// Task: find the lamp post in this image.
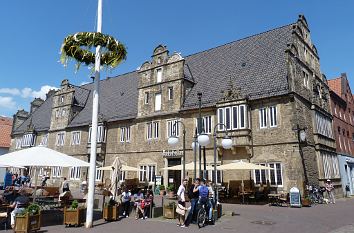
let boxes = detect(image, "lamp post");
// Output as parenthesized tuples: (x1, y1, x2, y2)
(213, 123, 233, 205)
(197, 93, 210, 178)
(192, 128, 198, 180)
(168, 121, 186, 180)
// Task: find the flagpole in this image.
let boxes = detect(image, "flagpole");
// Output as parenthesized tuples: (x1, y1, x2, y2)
(86, 0, 102, 228)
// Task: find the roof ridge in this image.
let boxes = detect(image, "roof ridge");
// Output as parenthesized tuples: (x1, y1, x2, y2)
(184, 22, 295, 59)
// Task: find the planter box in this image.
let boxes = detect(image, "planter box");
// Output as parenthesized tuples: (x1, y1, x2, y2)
(103, 205, 120, 221)
(163, 205, 176, 219)
(301, 199, 311, 207)
(15, 213, 41, 233)
(64, 207, 86, 227)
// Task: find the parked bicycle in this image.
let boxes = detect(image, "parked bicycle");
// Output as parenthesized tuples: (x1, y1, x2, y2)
(196, 198, 216, 228)
(308, 185, 325, 204)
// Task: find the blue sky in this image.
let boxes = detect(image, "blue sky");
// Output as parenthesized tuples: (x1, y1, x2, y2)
(0, 0, 353, 117)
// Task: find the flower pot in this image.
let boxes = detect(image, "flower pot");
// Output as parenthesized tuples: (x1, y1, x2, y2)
(168, 191, 175, 198)
(64, 207, 86, 227)
(14, 212, 41, 233)
(163, 204, 176, 219)
(103, 204, 120, 221)
(301, 198, 311, 207)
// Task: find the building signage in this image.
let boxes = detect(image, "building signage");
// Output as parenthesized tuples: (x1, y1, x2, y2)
(162, 149, 183, 158)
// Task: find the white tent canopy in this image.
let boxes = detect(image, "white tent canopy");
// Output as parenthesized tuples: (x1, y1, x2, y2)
(161, 162, 214, 171)
(218, 160, 272, 171)
(0, 146, 89, 167)
(97, 164, 140, 172)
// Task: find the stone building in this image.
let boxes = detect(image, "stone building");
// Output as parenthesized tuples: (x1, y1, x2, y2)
(328, 73, 354, 196)
(10, 15, 340, 195)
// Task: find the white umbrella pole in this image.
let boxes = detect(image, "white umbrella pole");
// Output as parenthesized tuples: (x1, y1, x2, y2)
(33, 167, 38, 203)
(86, 0, 103, 228)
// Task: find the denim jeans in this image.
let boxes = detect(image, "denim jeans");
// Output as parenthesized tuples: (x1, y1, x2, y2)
(184, 198, 198, 226)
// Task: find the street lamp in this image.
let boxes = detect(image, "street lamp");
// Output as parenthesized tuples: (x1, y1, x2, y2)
(213, 123, 233, 205)
(167, 121, 186, 180)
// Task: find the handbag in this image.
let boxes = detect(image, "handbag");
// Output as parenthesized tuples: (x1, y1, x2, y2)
(176, 204, 186, 216)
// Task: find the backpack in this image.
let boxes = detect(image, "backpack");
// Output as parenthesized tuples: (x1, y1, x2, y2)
(199, 185, 209, 198)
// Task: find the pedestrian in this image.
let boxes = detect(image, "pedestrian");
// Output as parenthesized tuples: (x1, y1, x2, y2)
(61, 177, 70, 193)
(121, 187, 131, 217)
(176, 179, 188, 227)
(134, 189, 145, 219)
(144, 190, 154, 219)
(325, 179, 335, 204)
(184, 178, 200, 226)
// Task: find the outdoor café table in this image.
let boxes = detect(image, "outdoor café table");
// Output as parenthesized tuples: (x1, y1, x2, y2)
(268, 193, 281, 206)
(239, 191, 253, 204)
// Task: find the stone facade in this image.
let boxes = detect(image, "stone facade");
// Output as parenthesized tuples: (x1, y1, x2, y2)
(9, 15, 341, 195)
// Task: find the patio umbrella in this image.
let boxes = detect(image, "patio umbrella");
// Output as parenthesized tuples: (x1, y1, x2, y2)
(97, 164, 140, 172)
(218, 160, 271, 204)
(0, 146, 89, 201)
(161, 162, 214, 171)
(110, 157, 121, 198)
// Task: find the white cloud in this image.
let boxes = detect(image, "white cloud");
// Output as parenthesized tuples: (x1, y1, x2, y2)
(30, 85, 58, 99)
(0, 88, 21, 96)
(0, 85, 58, 100)
(21, 88, 33, 98)
(0, 96, 16, 109)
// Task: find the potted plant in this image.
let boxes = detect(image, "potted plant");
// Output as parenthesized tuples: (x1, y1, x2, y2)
(103, 199, 120, 221)
(163, 201, 176, 219)
(167, 184, 175, 198)
(301, 196, 311, 207)
(14, 203, 41, 233)
(64, 200, 86, 227)
(159, 185, 166, 196)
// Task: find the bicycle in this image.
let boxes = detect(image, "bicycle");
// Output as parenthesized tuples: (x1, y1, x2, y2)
(196, 198, 216, 228)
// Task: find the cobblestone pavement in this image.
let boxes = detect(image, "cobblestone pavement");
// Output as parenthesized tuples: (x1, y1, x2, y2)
(4, 197, 354, 233)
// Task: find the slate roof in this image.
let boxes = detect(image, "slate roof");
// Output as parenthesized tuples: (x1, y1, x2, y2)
(182, 24, 293, 109)
(13, 23, 295, 132)
(14, 96, 53, 134)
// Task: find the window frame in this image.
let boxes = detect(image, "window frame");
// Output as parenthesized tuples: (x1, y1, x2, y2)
(56, 132, 65, 146)
(154, 93, 162, 111)
(156, 68, 162, 83)
(168, 87, 173, 100)
(259, 107, 267, 129)
(71, 131, 81, 145)
(269, 106, 278, 128)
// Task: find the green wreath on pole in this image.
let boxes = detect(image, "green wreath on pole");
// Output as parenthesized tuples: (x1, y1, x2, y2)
(60, 32, 127, 70)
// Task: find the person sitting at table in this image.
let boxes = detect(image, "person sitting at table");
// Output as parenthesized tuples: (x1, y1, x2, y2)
(9, 189, 29, 228)
(61, 177, 70, 193)
(134, 189, 145, 220)
(121, 187, 131, 218)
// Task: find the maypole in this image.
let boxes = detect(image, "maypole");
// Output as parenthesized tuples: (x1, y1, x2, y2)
(60, 0, 127, 228)
(85, 0, 102, 228)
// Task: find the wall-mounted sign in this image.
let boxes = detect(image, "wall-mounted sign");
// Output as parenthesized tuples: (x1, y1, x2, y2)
(162, 149, 183, 158)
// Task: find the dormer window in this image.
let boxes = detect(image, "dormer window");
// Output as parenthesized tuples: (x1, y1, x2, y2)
(156, 68, 162, 83)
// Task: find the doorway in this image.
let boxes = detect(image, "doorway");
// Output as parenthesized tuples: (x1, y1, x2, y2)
(167, 158, 181, 192)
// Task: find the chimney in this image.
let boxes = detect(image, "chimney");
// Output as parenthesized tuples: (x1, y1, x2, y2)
(30, 98, 44, 114)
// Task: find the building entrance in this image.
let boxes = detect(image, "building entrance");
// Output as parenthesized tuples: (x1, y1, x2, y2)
(168, 158, 181, 192)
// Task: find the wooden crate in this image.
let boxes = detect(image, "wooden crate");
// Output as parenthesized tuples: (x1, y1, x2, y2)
(163, 205, 176, 219)
(15, 213, 41, 233)
(103, 204, 120, 221)
(63, 207, 86, 227)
